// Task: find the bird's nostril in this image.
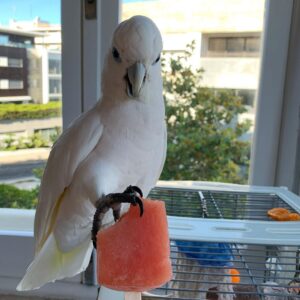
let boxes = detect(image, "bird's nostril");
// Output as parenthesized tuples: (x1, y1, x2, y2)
(143, 75, 146, 83)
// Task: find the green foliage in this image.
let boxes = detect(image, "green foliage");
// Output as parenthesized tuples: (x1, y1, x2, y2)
(32, 166, 45, 180)
(0, 101, 61, 121)
(0, 184, 38, 209)
(0, 127, 62, 151)
(1, 132, 50, 150)
(50, 126, 62, 144)
(161, 42, 251, 183)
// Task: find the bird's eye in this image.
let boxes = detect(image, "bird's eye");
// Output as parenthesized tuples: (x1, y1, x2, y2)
(153, 54, 161, 65)
(112, 47, 121, 62)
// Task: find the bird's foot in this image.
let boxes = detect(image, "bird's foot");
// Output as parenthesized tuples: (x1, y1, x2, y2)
(91, 185, 143, 248)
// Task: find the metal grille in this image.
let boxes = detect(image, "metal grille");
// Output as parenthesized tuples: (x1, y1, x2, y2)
(145, 186, 300, 299)
(149, 187, 297, 221)
(144, 241, 300, 300)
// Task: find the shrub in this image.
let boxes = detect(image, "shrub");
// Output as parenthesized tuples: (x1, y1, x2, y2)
(0, 184, 38, 209)
(0, 127, 62, 151)
(0, 132, 51, 150)
(161, 43, 251, 183)
(0, 101, 61, 121)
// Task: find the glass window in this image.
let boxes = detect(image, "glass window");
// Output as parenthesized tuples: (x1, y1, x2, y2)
(0, 34, 9, 45)
(9, 80, 23, 89)
(0, 79, 9, 89)
(49, 58, 61, 74)
(208, 38, 226, 52)
(49, 78, 61, 94)
(8, 58, 23, 68)
(206, 35, 261, 56)
(122, 0, 266, 184)
(237, 89, 256, 106)
(0, 56, 8, 67)
(245, 37, 260, 52)
(0, 2, 62, 210)
(227, 37, 245, 52)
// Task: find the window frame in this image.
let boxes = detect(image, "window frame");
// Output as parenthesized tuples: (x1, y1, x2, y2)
(249, 0, 300, 192)
(62, 0, 300, 192)
(61, 0, 120, 129)
(1, 0, 299, 298)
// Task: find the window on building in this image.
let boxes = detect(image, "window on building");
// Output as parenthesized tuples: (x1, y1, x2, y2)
(9, 35, 34, 48)
(49, 58, 61, 74)
(8, 58, 23, 68)
(245, 37, 260, 52)
(237, 89, 256, 107)
(0, 79, 24, 89)
(0, 56, 8, 67)
(206, 35, 261, 56)
(0, 57, 23, 68)
(49, 78, 61, 94)
(227, 37, 245, 52)
(9, 80, 23, 89)
(0, 34, 9, 45)
(208, 38, 226, 52)
(0, 79, 9, 89)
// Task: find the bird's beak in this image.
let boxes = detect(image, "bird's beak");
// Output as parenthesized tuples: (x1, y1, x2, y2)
(126, 62, 146, 98)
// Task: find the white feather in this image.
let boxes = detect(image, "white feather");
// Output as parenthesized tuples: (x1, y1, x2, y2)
(17, 234, 93, 291)
(18, 15, 166, 291)
(34, 108, 103, 253)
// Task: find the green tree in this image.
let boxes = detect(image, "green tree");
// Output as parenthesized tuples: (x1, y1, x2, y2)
(161, 43, 251, 183)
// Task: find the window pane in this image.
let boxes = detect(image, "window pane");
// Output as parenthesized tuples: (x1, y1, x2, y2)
(227, 37, 245, 52)
(0, 3, 62, 210)
(0, 34, 9, 45)
(0, 56, 8, 66)
(122, 0, 266, 184)
(8, 58, 23, 68)
(0, 79, 9, 89)
(245, 37, 260, 52)
(49, 78, 61, 94)
(208, 38, 226, 52)
(9, 80, 23, 89)
(49, 58, 61, 74)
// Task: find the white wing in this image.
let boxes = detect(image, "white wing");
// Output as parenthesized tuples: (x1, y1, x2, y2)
(34, 107, 103, 253)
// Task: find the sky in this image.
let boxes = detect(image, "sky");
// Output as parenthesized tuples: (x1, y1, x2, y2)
(0, 0, 61, 25)
(0, 0, 153, 26)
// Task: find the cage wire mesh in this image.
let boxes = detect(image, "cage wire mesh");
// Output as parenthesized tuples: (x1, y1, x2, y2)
(144, 186, 300, 300)
(148, 187, 298, 221)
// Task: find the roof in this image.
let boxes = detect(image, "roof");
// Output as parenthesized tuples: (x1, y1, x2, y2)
(0, 27, 44, 37)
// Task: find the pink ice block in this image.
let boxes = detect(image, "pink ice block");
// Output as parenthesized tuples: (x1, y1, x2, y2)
(97, 199, 172, 292)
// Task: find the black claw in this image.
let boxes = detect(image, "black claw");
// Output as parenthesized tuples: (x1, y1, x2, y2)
(136, 196, 144, 217)
(91, 186, 144, 249)
(112, 207, 121, 222)
(124, 185, 143, 198)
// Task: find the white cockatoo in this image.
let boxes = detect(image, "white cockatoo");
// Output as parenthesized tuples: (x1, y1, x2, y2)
(17, 15, 166, 291)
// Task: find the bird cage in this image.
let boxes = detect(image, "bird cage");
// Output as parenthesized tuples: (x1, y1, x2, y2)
(144, 182, 300, 300)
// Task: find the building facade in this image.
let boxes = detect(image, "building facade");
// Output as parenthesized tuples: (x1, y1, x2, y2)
(0, 23, 61, 104)
(122, 0, 265, 108)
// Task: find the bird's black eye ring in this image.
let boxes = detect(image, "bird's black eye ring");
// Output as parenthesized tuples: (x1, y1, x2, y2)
(112, 47, 121, 62)
(153, 54, 161, 65)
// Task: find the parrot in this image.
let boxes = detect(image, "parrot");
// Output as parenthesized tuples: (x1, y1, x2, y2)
(17, 15, 166, 291)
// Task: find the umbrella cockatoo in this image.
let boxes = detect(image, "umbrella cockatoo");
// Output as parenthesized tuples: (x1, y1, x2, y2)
(17, 15, 166, 291)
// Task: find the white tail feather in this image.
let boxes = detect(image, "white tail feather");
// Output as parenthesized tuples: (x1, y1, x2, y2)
(16, 234, 93, 291)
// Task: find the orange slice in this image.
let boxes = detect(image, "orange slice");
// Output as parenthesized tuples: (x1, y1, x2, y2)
(287, 213, 300, 221)
(267, 207, 290, 221)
